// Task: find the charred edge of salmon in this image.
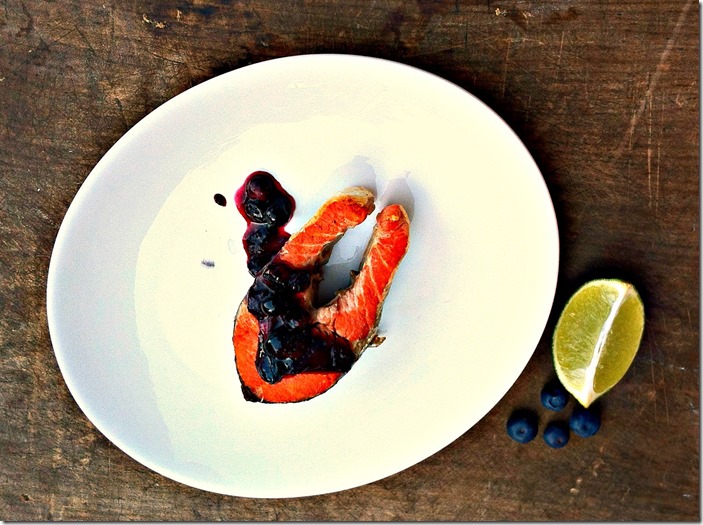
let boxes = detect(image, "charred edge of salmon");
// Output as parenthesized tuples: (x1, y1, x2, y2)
(313, 203, 411, 356)
(240, 381, 268, 403)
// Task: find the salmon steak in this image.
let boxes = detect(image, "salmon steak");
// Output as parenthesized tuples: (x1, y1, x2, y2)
(232, 171, 410, 403)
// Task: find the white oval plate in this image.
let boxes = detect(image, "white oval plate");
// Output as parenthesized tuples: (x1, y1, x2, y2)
(47, 54, 559, 498)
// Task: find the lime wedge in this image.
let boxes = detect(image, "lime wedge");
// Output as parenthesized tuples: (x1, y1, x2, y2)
(553, 279, 645, 408)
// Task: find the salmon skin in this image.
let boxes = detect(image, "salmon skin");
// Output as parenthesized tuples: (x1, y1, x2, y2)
(233, 185, 411, 403)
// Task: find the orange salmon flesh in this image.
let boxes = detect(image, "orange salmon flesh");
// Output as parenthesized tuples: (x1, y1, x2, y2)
(233, 188, 410, 403)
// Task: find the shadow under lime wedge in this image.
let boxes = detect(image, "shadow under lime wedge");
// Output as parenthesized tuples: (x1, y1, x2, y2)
(553, 279, 645, 408)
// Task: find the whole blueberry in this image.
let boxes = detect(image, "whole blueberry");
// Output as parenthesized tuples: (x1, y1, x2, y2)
(541, 379, 569, 411)
(247, 255, 270, 276)
(543, 421, 570, 449)
(263, 331, 287, 357)
(506, 409, 538, 444)
(244, 224, 274, 255)
(256, 352, 283, 384)
(264, 195, 293, 226)
(243, 198, 266, 223)
(570, 404, 602, 438)
(247, 280, 278, 318)
(246, 172, 274, 200)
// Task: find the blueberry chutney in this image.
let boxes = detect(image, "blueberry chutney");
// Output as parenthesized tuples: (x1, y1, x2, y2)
(234, 171, 357, 384)
(234, 171, 294, 276)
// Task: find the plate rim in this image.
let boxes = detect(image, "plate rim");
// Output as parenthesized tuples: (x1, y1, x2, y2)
(46, 53, 560, 498)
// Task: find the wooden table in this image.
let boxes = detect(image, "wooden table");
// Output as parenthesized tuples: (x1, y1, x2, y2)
(1, 0, 698, 520)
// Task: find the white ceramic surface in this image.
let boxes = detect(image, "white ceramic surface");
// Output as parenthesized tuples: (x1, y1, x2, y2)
(46, 54, 559, 498)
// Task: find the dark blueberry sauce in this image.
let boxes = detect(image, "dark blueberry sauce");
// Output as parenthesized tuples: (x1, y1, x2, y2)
(214, 193, 227, 207)
(234, 171, 294, 276)
(234, 171, 356, 384)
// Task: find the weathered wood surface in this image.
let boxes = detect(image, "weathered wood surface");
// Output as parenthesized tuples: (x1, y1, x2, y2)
(0, 0, 698, 520)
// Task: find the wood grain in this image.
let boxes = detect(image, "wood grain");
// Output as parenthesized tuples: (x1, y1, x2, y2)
(0, 0, 698, 520)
